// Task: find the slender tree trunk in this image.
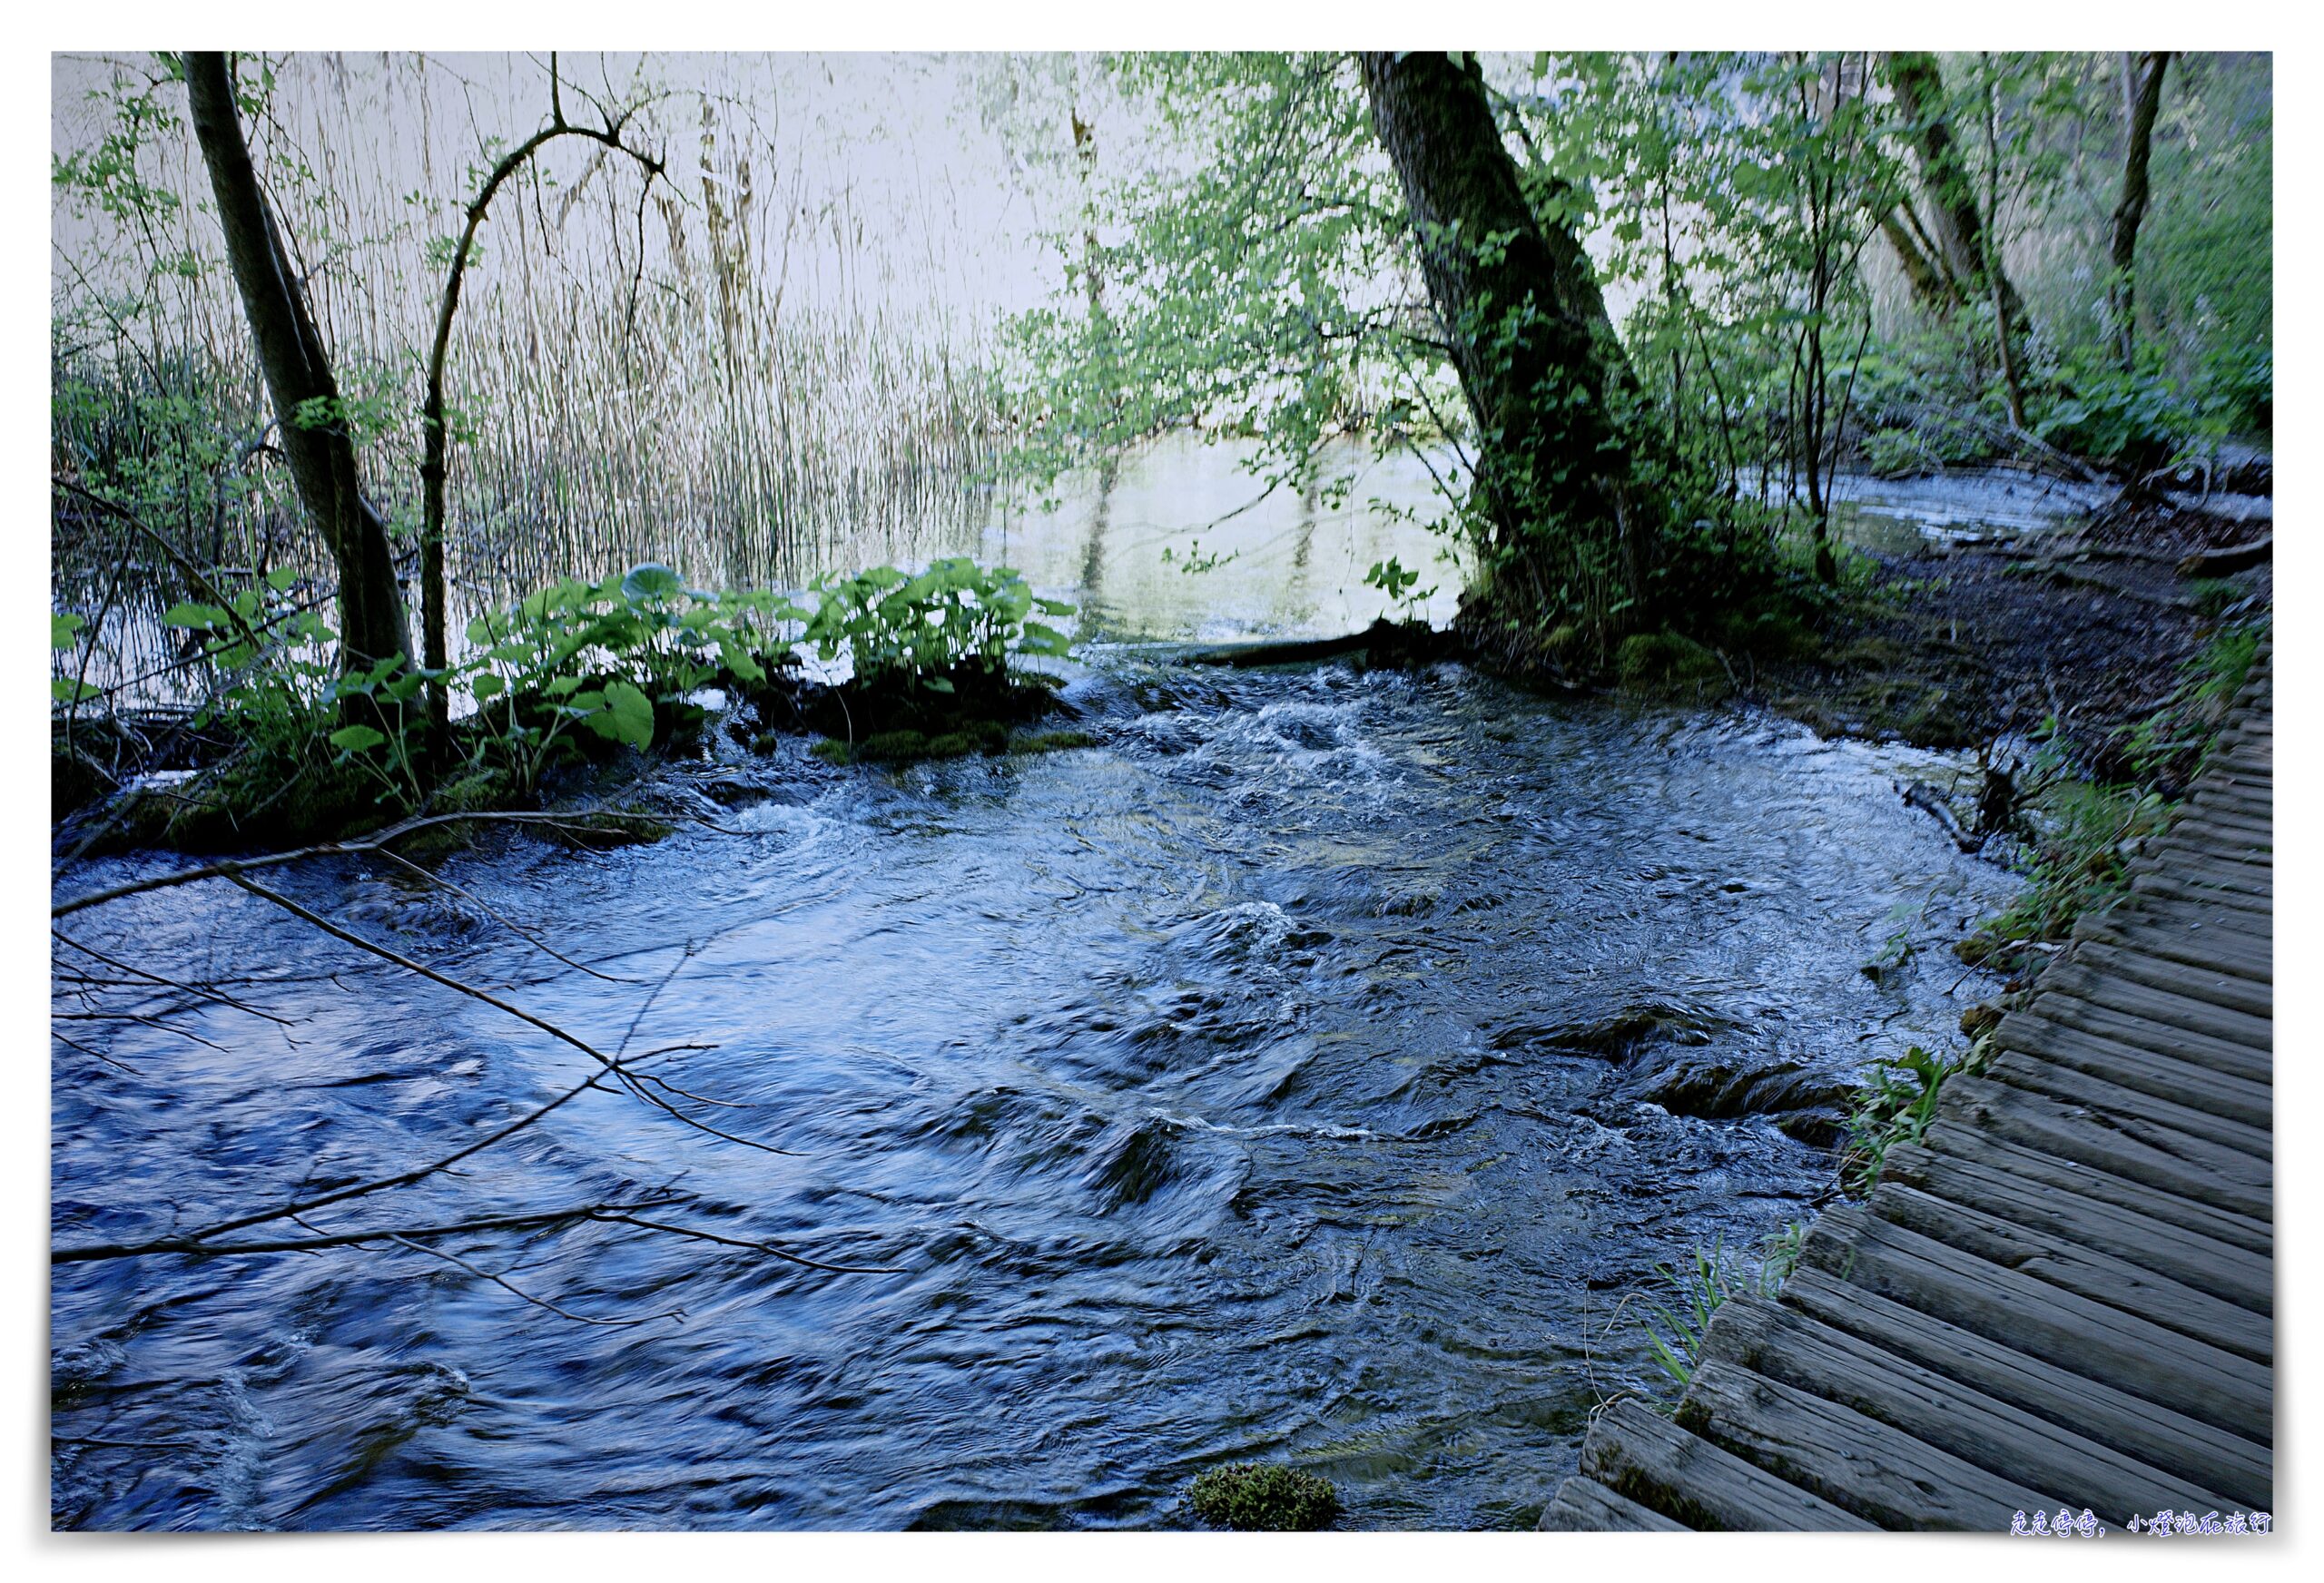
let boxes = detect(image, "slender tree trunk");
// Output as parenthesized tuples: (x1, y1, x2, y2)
(1360, 50, 1658, 644)
(184, 52, 411, 677)
(1980, 56, 2029, 429)
(1882, 51, 2029, 349)
(2109, 52, 2171, 374)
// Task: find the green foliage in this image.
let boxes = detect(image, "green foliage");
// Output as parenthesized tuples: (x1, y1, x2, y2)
(803, 557, 1073, 687)
(1639, 1225, 1804, 1392)
(1838, 1045, 1961, 1195)
(1363, 556, 1435, 622)
(1184, 1463, 1340, 1531)
(2029, 357, 2194, 469)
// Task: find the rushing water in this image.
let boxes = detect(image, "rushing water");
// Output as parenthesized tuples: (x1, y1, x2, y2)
(54, 438, 2049, 1529)
(53, 642, 2016, 1529)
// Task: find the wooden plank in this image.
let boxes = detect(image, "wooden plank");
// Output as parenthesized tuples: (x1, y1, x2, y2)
(2069, 940, 2272, 1019)
(2132, 872, 2274, 919)
(2127, 851, 2272, 898)
(1983, 1047, 2273, 1158)
(2032, 992, 2274, 1083)
(2073, 913, 2272, 986)
(1992, 1014, 2273, 1129)
(2034, 964, 2273, 1050)
(1779, 1266, 2272, 1509)
(1921, 1120, 2270, 1255)
(2150, 833, 2272, 870)
(2102, 894, 2275, 942)
(1578, 1399, 1874, 1531)
(1937, 1075, 2272, 1220)
(1883, 1144, 2271, 1312)
(1677, 1360, 2044, 1529)
(1536, 1477, 1691, 1531)
(1795, 1205, 2272, 1440)
(1701, 1295, 2240, 1519)
(1863, 1182, 2273, 1363)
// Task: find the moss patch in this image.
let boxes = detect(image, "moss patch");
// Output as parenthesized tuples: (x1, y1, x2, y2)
(1615, 630, 1728, 693)
(1185, 1463, 1340, 1532)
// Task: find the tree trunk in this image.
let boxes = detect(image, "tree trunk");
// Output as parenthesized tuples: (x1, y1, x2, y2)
(2109, 52, 2171, 373)
(1882, 51, 2028, 348)
(1879, 207, 1960, 314)
(184, 52, 411, 677)
(1360, 50, 1657, 644)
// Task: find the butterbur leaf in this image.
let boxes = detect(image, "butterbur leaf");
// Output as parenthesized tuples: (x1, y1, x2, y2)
(718, 640, 764, 683)
(329, 724, 387, 754)
(162, 602, 228, 630)
(51, 613, 85, 650)
(600, 680, 655, 749)
(51, 677, 100, 703)
(265, 566, 298, 592)
(470, 673, 506, 701)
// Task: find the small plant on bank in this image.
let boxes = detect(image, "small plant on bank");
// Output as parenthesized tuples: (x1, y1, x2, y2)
(1837, 1045, 1964, 1195)
(1639, 1224, 1804, 1394)
(1185, 1463, 1340, 1531)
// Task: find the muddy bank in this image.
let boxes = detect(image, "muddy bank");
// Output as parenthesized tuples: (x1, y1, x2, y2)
(1747, 495, 2271, 776)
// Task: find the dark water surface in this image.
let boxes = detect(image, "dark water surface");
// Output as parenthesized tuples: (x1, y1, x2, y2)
(52, 660, 2014, 1529)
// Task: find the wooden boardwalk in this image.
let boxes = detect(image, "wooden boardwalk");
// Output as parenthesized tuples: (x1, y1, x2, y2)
(1544, 648, 2273, 1532)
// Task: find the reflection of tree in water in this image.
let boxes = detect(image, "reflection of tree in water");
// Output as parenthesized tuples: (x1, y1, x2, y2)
(1080, 450, 1118, 629)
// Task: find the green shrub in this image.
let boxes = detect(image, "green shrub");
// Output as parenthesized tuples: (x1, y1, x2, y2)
(1185, 1464, 1340, 1531)
(803, 556, 1071, 690)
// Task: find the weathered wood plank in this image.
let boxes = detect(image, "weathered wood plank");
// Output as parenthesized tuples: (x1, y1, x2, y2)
(2127, 851, 2272, 898)
(1795, 1205, 2272, 1440)
(1862, 1182, 2273, 1362)
(2073, 913, 2272, 986)
(2034, 964, 2273, 1050)
(1677, 1360, 2045, 1529)
(1992, 1013, 2273, 1129)
(1883, 1142, 2272, 1312)
(2033, 992, 2274, 1083)
(1578, 1399, 1874, 1531)
(1922, 1121, 2271, 1254)
(1536, 1477, 1691, 1531)
(1778, 1266, 2272, 1509)
(2132, 872, 2274, 919)
(1701, 1294, 2239, 1519)
(2068, 940, 2271, 1019)
(1936, 1075, 2272, 1220)
(1982, 1047, 2273, 1158)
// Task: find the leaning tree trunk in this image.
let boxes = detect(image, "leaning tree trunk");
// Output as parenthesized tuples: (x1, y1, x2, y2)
(1360, 50, 1658, 648)
(184, 52, 411, 678)
(1882, 51, 2029, 349)
(2109, 52, 2171, 374)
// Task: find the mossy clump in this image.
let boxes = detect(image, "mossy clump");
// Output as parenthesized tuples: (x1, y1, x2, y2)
(1014, 729, 1098, 754)
(1185, 1463, 1340, 1532)
(1615, 630, 1726, 691)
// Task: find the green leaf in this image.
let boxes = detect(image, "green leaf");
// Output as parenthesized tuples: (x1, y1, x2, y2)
(51, 613, 85, 650)
(621, 562, 686, 604)
(162, 601, 227, 630)
(470, 673, 507, 701)
(329, 723, 387, 754)
(599, 679, 655, 749)
(51, 676, 99, 703)
(265, 565, 298, 592)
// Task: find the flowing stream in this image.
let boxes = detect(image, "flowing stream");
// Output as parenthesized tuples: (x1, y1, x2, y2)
(52, 445, 2028, 1529)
